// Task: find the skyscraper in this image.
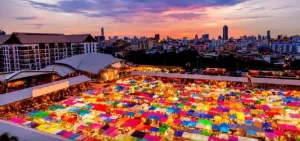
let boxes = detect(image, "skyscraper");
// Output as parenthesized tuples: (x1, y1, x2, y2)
(155, 34, 160, 41)
(258, 35, 262, 40)
(267, 30, 271, 40)
(202, 34, 209, 40)
(195, 34, 199, 40)
(223, 25, 228, 40)
(99, 27, 105, 41)
(101, 27, 104, 36)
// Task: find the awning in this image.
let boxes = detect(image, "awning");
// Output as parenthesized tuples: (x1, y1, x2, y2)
(0, 75, 91, 106)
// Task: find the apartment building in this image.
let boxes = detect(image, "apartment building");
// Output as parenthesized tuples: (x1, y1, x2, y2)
(0, 32, 98, 73)
(66, 34, 99, 55)
(270, 42, 300, 53)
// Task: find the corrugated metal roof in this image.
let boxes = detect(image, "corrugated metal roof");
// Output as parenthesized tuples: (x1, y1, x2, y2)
(0, 75, 91, 106)
(0, 70, 54, 82)
(42, 65, 76, 77)
(13, 32, 70, 44)
(55, 53, 122, 74)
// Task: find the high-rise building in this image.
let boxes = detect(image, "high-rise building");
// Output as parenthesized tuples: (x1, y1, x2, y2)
(154, 34, 160, 41)
(99, 27, 105, 41)
(258, 35, 262, 40)
(267, 30, 271, 40)
(223, 25, 228, 40)
(195, 34, 199, 40)
(101, 27, 104, 36)
(202, 34, 209, 40)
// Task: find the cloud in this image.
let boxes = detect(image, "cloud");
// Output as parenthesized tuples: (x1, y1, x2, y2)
(271, 5, 293, 10)
(23, 0, 246, 22)
(166, 13, 204, 20)
(14, 16, 38, 20)
(23, 23, 45, 29)
(250, 6, 265, 12)
(224, 16, 270, 20)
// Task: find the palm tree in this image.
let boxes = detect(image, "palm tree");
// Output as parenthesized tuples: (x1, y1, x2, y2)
(0, 132, 19, 141)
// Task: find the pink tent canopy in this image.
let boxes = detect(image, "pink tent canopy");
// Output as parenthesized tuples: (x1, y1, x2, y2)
(10, 118, 27, 125)
(62, 131, 73, 138)
(274, 130, 285, 136)
(90, 123, 103, 129)
(265, 132, 276, 138)
(173, 119, 182, 125)
(77, 125, 86, 131)
(209, 136, 227, 141)
(143, 134, 161, 141)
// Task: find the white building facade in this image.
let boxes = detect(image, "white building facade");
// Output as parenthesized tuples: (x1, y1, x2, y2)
(0, 33, 99, 73)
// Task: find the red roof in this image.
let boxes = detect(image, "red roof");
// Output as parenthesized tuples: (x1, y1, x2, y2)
(13, 32, 70, 44)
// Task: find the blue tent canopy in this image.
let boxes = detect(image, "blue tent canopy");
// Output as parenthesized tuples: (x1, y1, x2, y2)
(263, 122, 271, 128)
(150, 127, 159, 132)
(230, 115, 237, 119)
(206, 114, 214, 119)
(212, 124, 219, 130)
(265, 129, 273, 133)
(174, 131, 183, 137)
(245, 120, 254, 125)
(230, 92, 236, 96)
(167, 108, 175, 113)
(126, 112, 136, 117)
(247, 130, 256, 136)
(199, 113, 206, 118)
(181, 120, 189, 126)
(220, 123, 229, 133)
(188, 122, 197, 127)
(219, 95, 225, 100)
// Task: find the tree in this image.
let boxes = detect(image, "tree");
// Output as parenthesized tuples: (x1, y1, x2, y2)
(0, 132, 19, 141)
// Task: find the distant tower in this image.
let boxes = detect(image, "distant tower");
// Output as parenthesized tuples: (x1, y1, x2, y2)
(195, 34, 198, 40)
(155, 34, 160, 41)
(99, 27, 105, 41)
(223, 25, 228, 40)
(101, 27, 104, 36)
(258, 35, 262, 40)
(267, 30, 271, 40)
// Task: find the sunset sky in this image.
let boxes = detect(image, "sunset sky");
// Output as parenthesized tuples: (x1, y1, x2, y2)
(0, 0, 300, 39)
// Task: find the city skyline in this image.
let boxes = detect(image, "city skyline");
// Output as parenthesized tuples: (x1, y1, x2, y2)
(1, 0, 300, 39)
